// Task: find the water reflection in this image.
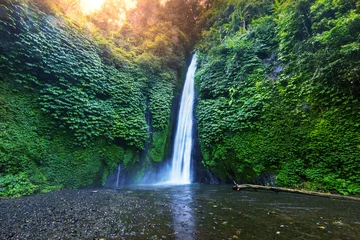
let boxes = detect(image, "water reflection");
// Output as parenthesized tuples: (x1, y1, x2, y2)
(118, 184, 360, 239)
(169, 185, 196, 239)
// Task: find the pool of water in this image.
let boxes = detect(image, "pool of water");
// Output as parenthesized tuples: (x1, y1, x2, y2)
(1, 184, 359, 239)
(125, 184, 360, 239)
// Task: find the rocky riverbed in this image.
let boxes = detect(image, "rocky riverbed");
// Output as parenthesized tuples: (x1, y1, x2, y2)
(1, 185, 360, 239)
(0, 188, 174, 239)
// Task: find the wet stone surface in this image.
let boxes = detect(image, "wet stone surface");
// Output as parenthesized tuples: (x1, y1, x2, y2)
(1, 184, 360, 239)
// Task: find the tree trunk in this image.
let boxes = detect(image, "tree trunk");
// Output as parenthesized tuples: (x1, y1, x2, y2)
(232, 183, 360, 201)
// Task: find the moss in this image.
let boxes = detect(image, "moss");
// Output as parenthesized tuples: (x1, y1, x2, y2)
(0, 0, 194, 197)
(0, 74, 142, 197)
(150, 127, 169, 163)
(195, 0, 360, 195)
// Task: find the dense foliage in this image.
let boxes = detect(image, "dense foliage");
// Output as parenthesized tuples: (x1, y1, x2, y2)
(1, 0, 360, 197)
(195, 0, 360, 195)
(0, 0, 204, 197)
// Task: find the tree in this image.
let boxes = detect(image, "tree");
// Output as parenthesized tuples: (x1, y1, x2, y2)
(89, 0, 127, 33)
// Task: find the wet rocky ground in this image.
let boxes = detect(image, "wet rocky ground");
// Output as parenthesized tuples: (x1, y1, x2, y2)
(1, 185, 360, 240)
(0, 188, 174, 239)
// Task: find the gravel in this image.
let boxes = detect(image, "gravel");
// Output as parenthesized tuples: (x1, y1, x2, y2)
(0, 188, 173, 240)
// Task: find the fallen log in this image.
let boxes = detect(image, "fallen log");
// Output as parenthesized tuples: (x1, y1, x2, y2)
(232, 183, 360, 201)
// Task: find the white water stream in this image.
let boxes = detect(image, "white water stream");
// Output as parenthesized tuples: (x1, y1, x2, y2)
(115, 164, 121, 187)
(167, 55, 197, 184)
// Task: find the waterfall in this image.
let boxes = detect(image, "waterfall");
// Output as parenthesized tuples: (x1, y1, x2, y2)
(115, 164, 121, 188)
(105, 162, 122, 188)
(168, 55, 197, 184)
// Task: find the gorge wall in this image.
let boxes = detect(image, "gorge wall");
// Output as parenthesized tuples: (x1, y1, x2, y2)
(194, 0, 360, 194)
(0, 0, 199, 196)
(1, 0, 360, 197)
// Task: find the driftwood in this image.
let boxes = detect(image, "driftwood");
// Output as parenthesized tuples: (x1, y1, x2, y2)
(232, 182, 360, 201)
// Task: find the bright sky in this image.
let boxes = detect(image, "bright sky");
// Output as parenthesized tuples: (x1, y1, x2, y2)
(80, 0, 138, 14)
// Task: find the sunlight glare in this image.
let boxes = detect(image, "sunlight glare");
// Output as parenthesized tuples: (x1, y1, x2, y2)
(80, 0, 105, 14)
(125, 0, 137, 10)
(80, 0, 138, 14)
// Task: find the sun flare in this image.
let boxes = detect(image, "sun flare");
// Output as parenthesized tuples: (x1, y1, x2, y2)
(80, 0, 105, 14)
(80, 0, 138, 14)
(123, 0, 137, 10)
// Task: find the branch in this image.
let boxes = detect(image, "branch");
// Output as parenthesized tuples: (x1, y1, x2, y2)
(232, 183, 360, 201)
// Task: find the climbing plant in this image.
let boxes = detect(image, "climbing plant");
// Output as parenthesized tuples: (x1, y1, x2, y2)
(195, 0, 360, 195)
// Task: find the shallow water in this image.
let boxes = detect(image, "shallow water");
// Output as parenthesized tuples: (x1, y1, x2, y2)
(125, 184, 360, 239)
(1, 184, 359, 239)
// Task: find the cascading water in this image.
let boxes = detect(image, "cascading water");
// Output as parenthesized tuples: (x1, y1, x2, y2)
(167, 55, 197, 184)
(115, 164, 121, 188)
(105, 162, 123, 188)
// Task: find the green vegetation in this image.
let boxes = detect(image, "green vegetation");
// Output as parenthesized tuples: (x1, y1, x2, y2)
(195, 0, 360, 195)
(1, 0, 359, 197)
(0, 0, 204, 197)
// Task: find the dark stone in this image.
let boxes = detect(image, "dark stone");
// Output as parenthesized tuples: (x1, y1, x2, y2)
(252, 171, 277, 186)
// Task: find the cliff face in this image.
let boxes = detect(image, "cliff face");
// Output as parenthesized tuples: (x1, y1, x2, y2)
(2, 0, 359, 197)
(0, 0, 185, 197)
(194, 0, 360, 194)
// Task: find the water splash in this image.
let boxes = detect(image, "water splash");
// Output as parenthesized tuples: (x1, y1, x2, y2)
(167, 55, 197, 184)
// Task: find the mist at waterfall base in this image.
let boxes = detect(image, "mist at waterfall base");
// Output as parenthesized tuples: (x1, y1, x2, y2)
(106, 55, 198, 187)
